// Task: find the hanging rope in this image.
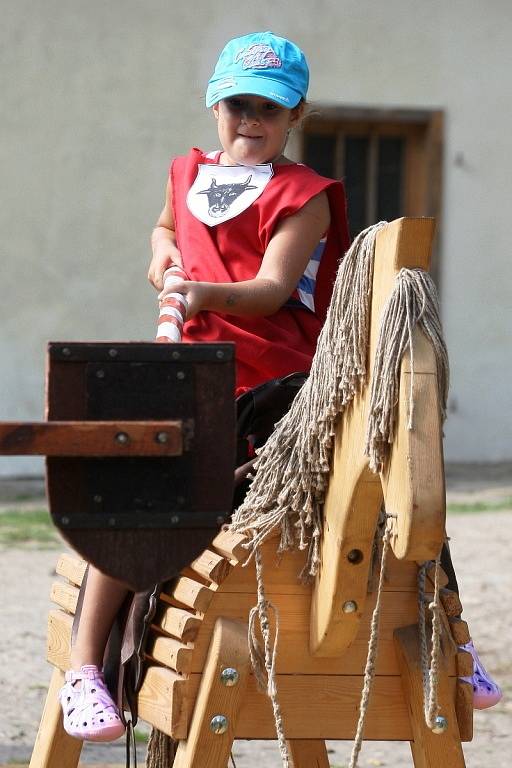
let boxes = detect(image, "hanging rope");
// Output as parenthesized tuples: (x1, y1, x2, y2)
(348, 515, 393, 768)
(418, 558, 443, 728)
(248, 546, 290, 766)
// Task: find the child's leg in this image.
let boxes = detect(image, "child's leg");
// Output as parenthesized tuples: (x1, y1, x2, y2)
(70, 565, 129, 669)
(59, 565, 129, 742)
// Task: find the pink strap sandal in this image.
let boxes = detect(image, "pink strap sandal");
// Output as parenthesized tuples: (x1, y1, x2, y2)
(460, 640, 503, 709)
(59, 664, 126, 741)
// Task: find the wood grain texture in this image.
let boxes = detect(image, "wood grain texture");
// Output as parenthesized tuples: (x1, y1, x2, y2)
(0, 420, 183, 456)
(287, 739, 330, 767)
(394, 624, 469, 768)
(55, 553, 87, 587)
(172, 618, 250, 767)
(28, 667, 83, 768)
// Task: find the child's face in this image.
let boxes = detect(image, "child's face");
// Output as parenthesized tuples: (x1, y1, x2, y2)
(213, 95, 302, 165)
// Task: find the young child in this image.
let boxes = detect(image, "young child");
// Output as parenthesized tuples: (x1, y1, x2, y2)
(59, 31, 351, 741)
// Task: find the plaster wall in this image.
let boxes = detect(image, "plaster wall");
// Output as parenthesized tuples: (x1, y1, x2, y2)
(1, 0, 511, 473)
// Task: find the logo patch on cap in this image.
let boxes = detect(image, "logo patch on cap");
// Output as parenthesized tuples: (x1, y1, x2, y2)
(234, 43, 282, 70)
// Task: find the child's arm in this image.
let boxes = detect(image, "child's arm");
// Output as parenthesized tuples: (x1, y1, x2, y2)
(159, 191, 330, 318)
(148, 177, 183, 291)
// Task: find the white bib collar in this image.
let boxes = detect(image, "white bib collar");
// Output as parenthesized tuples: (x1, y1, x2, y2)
(187, 162, 274, 227)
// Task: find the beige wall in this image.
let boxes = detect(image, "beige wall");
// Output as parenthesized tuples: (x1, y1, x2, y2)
(1, 0, 511, 474)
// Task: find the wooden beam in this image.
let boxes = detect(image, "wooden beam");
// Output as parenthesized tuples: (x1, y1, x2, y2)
(28, 667, 83, 768)
(0, 420, 183, 456)
(173, 618, 250, 767)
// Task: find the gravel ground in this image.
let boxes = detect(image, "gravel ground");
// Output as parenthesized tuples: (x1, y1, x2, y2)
(0, 470, 510, 767)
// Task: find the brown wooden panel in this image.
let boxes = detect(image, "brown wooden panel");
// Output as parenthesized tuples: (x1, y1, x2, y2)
(0, 420, 183, 456)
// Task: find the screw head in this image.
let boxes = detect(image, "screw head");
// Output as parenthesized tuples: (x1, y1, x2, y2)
(115, 432, 129, 444)
(108, 348, 118, 358)
(156, 431, 168, 444)
(210, 714, 228, 735)
(342, 600, 358, 613)
(220, 667, 239, 687)
(61, 516, 70, 525)
(170, 515, 180, 525)
(216, 349, 224, 359)
(177, 370, 185, 380)
(93, 494, 102, 504)
(432, 715, 448, 734)
(171, 350, 181, 360)
(62, 347, 71, 357)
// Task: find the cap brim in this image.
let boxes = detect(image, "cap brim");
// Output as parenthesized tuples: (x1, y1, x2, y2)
(206, 75, 302, 109)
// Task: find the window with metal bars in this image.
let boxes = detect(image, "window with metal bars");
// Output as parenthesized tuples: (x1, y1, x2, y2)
(299, 108, 443, 246)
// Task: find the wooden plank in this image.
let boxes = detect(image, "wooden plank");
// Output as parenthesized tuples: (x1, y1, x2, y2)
(173, 619, 250, 768)
(50, 582, 79, 615)
(210, 529, 249, 564)
(0, 420, 183, 456)
(222, 538, 435, 595)
(55, 553, 87, 588)
(189, 591, 457, 677)
(47, 610, 73, 671)
(148, 635, 194, 675)
(456, 650, 473, 678)
(189, 673, 457, 740)
(137, 666, 189, 740)
(28, 667, 83, 768)
(394, 624, 468, 767)
(155, 604, 202, 642)
(440, 589, 463, 618)
(183, 549, 232, 585)
(287, 740, 330, 767)
(448, 618, 471, 646)
(161, 576, 216, 613)
(455, 680, 474, 742)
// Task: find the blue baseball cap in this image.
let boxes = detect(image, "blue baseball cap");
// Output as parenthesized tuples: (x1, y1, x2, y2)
(206, 31, 309, 109)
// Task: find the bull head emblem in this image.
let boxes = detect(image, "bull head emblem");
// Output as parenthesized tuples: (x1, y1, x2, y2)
(198, 176, 257, 217)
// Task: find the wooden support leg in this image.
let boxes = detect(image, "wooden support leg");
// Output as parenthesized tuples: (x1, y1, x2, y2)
(394, 625, 466, 768)
(29, 667, 83, 768)
(287, 739, 330, 767)
(173, 618, 250, 768)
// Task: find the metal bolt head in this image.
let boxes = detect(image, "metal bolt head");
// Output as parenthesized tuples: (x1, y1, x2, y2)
(108, 348, 118, 358)
(171, 350, 180, 360)
(156, 431, 168, 444)
(61, 516, 70, 525)
(176, 370, 185, 380)
(210, 714, 228, 734)
(216, 349, 224, 359)
(96, 369, 105, 379)
(220, 667, 239, 687)
(115, 432, 129, 444)
(432, 715, 448, 734)
(342, 600, 358, 613)
(93, 494, 102, 504)
(170, 514, 180, 525)
(62, 347, 71, 357)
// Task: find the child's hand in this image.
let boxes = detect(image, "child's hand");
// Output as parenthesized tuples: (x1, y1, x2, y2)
(158, 279, 210, 320)
(148, 247, 183, 291)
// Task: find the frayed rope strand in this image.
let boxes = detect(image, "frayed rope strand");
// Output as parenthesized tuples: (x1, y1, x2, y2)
(365, 268, 449, 473)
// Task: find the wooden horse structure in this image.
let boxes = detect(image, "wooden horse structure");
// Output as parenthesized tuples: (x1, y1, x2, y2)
(2, 218, 473, 767)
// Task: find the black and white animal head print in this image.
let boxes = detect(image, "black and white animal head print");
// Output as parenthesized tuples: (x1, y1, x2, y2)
(198, 176, 257, 217)
(187, 162, 273, 226)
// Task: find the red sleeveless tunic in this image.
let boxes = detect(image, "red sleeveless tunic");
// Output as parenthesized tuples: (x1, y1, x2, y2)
(171, 148, 350, 391)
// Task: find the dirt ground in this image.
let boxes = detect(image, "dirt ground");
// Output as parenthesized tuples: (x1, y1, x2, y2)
(0, 467, 511, 767)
